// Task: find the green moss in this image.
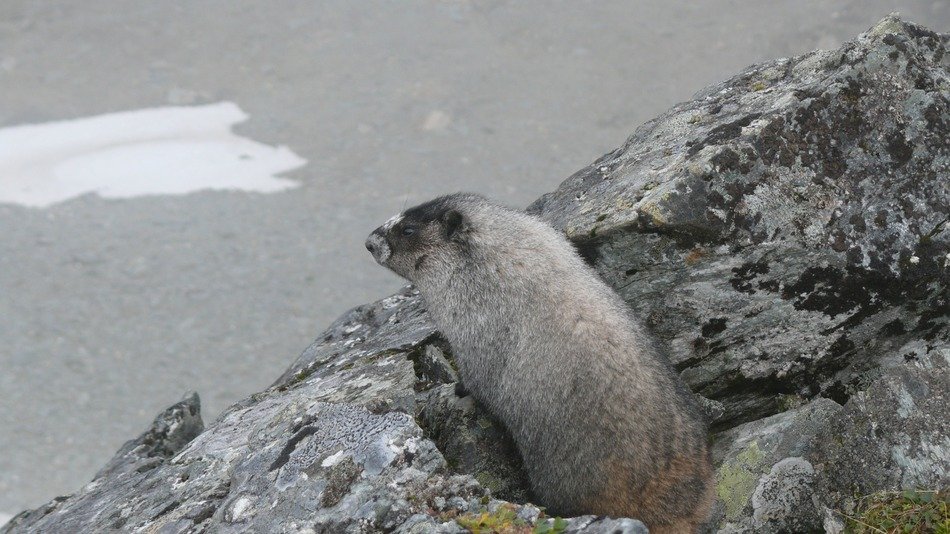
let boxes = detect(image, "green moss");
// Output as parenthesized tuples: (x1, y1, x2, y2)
(441, 347, 461, 374)
(476, 417, 494, 430)
(614, 197, 634, 210)
(533, 517, 568, 534)
(841, 490, 948, 533)
(277, 368, 313, 391)
(445, 456, 459, 471)
(475, 471, 503, 493)
(456, 504, 527, 534)
(455, 506, 569, 534)
(751, 81, 768, 91)
(716, 441, 766, 520)
(777, 394, 806, 411)
(638, 202, 665, 226)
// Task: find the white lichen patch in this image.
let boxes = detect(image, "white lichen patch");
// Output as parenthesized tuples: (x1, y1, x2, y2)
(891, 434, 950, 488)
(229, 496, 254, 522)
(896, 387, 917, 418)
(321, 450, 347, 468)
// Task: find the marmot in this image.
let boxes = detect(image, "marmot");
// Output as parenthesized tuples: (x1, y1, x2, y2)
(365, 193, 714, 533)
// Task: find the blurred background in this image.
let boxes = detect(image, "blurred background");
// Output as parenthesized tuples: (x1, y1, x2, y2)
(1, 0, 947, 520)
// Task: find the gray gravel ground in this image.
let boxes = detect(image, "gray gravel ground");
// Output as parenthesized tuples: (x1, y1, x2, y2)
(1, 0, 947, 516)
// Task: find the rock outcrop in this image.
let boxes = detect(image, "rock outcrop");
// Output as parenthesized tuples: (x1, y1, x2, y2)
(530, 14, 948, 431)
(5, 15, 946, 534)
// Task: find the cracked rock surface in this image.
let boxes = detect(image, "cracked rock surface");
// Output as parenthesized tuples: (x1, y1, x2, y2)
(5, 15, 947, 534)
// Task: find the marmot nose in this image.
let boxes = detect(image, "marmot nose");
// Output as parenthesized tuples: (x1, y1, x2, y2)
(365, 228, 389, 264)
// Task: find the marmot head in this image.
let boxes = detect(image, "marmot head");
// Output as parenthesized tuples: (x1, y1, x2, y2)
(366, 193, 484, 282)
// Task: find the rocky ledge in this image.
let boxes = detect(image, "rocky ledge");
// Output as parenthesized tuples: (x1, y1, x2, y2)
(5, 15, 947, 534)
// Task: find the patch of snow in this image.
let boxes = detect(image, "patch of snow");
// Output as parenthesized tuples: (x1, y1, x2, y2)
(0, 102, 306, 207)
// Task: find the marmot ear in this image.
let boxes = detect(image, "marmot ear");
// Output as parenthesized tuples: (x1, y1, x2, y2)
(442, 209, 465, 238)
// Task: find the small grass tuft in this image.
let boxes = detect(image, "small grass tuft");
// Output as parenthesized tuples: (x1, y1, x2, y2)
(290, 367, 314, 385)
(840, 489, 948, 534)
(275, 366, 315, 391)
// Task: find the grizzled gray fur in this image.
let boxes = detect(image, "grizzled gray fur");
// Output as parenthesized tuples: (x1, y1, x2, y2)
(367, 193, 714, 533)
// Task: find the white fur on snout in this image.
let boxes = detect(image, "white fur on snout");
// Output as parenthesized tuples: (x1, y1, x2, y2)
(381, 213, 403, 231)
(367, 232, 391, 264)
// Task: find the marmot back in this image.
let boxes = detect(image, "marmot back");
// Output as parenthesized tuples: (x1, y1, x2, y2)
(366, 193, 714, 533)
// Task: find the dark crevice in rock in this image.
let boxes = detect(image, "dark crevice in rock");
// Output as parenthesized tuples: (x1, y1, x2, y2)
(404, 339, 534, 504)
(188, 503, 217, 525)
(687, 113, 763, 157)
(417, 383, 533, 504)
(702, 372, 802, 432)
(151, 500, 181, 520)
(269, 426, 319, 471)
(405, 335, 458, 393)
(701, 318, 729, 338)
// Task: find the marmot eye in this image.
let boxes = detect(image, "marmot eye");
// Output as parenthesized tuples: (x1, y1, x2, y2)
(401, 226, 416, 236)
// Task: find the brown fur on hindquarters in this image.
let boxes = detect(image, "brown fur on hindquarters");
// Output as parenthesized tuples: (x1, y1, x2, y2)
(589, 453, 715, 533)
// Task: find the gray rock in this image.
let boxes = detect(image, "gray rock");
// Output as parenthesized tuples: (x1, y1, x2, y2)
(419, 384, 532, 503)
(531, 14, 948, 429)
(6, 15, 948, 534)
(750, 457, 819, 533)
(415, 344, 460, 390)
(711, 398, 842, 529)
(711, 355, 949, 532)
(2, 283, 482, 533)
(3, 392, 205, 531)
(697, 395, 728, 423)
(554, 515, 649, 534)
(97, 391, 205, 480)
(810, 354, 950, 515)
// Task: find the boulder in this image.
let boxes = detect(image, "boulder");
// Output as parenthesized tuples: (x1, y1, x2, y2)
(5, 15, 947, 534)
(711, 398, 842, 532)
(530, 14, 948, 430)
(810, 351, 949, 530)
